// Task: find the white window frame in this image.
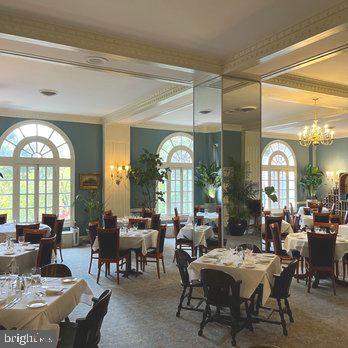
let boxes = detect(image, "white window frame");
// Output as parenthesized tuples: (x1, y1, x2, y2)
(261, 140, 297, 210)
(157, 133, 193, 215)
(0, 120, 75, 225)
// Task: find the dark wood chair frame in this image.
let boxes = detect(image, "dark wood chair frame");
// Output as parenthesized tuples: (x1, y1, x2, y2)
(15, 223, 40, 241)
(23, 228, 47, 244)
(36, 236, 56, 268)
(88, 222, 99, 274)
(41, 263, 72, 277)
(172, 216, 195, 261)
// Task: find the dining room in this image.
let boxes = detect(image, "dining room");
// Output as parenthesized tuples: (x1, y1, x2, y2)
(0, 1, 347, 347)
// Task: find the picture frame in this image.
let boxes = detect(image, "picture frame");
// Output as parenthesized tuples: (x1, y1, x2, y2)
(79, 173, 100, 190)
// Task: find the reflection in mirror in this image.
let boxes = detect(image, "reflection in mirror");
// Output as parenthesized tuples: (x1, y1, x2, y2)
(193, 77, 223, 251)
(222, 77, 261, 251)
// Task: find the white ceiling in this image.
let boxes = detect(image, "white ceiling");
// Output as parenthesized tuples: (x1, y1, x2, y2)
(0, 54, 169, 117)
(0, 0, 341, 60)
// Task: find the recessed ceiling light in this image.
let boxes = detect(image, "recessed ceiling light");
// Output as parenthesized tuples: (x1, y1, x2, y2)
(86, 56, 110, 65)
(199, 109, 212, 115)
(39, 89, 58, 97)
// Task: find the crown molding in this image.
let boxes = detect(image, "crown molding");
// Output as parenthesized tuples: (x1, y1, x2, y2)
(104, 85, 191, 124)
(261, 132, 298, 140)
(223, 1, 348, 74)
(0, 108, 103, 124)
(130, 123, 193, 133)
(266, 74, 348, 98)
(0, 10, 221, 74)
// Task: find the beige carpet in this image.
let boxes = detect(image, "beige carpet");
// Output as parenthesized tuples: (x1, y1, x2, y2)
(62, 240, 348, 348)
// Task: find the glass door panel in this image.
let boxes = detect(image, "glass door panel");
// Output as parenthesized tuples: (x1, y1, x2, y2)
(170, 169, 182, 214)
(38, 166, 54, 218)
(19, 166, 35, 222)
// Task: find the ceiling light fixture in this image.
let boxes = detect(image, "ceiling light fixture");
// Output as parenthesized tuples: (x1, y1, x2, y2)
(39, 89, 58, 97)
(86, 56, 110, 65)
(298, 98, 334, 147)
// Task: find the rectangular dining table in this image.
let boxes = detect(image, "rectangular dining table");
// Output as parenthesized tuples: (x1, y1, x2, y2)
(0, 243, 38, 274)
(0, 277, 93, 335)
(188, 249, 282, 305)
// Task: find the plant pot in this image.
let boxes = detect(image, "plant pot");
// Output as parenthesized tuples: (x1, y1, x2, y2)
(227, 218, 248, 236)
(204, 203, 216, 212)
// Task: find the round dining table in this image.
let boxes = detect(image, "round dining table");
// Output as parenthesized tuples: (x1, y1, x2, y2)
(0, 223, 51, 243)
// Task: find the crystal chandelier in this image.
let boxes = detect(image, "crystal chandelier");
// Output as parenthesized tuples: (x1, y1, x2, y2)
(298, 98, 334, 147)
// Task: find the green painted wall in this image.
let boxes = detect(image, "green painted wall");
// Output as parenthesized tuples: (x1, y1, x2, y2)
(0, 116, 103, 233)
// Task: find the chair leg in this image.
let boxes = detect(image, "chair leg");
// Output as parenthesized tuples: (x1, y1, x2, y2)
(332, 275, 336, 296)
(277, 299, 288, 336)
(296, 260, 299, 283)
(59, 245, 63, 262)
(96, 262, 101, 284)
(161, 257, 166, 273)
(229, 306, 238, 346)
(335, 261, 339, 278)
(156, 257, 160, 279)
(176, 286, 187, 317)
(307, 272, 312, 293)
(116, 262, 120, 285)
(245, 301, 253, 332)
(104, 263, 108, 277)
(88, 252, 93, 274)
(284, 298, 294, 323)
(187, 286, 193, 306)
(344, 260, 346, 281)
(198, 304, 209, 336)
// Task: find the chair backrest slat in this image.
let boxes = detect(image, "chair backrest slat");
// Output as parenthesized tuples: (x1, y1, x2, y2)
(97, 228, 121, 259)
(307, 232, 336, 269)
(55, 219, 64, 244)
(37, 236, 56, 268)
(103, 215, 117, 229)
(42, 214, 58, 233)
(24, 229, 46, 244)
(157, 225, 166, 253)
(16, 223, 40, 241)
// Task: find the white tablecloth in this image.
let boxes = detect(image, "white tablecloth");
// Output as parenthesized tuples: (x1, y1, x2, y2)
(188, 249, 282, 304)
(93, 229, 158, 255)
(0, 243, 39, 274)
(0, 277, 93, 334)
(186, 212, 219, 225)
(177, 224, 214, 247)
(298, 206, 329, 229)
(261, 218, 294, 234)
(284, 230, 348, 260)
(0, 223, 51, 243)
(117, 217, 151, 228)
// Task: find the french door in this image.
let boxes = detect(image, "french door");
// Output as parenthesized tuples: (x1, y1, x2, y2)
(18, 164, 57, 222)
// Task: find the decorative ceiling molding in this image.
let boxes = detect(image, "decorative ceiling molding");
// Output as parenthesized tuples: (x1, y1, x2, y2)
(104, 85, 191, 124)
(0, 108, 103, 124)
(0, 10, 221, 74)
(223, 1, 348, 73)
(267, 74, 348, 98)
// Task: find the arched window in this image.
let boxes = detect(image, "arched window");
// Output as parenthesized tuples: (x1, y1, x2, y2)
(157, 133, 193, 215)
(0, 120, 75, 223)
(262, 140, 296, 209)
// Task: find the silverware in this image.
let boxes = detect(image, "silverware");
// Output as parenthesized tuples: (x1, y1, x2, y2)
(2, 297, 20, 309)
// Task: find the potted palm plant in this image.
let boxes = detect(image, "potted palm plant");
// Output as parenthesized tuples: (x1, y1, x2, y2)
(75, 190, 104, 225)
(195, 162, 221, 211)
(128, 149, 170, 211)
(224, 160, 258, 236)
(299, 163, 324, 200)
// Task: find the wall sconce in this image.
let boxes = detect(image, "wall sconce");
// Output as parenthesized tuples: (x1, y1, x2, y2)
(110, 164, 130, 185)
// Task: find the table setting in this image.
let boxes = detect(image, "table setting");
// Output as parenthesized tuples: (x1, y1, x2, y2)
(0, 237, 39, 274)
(188, 248, 281, 304)
(0, 272, 93, 334)
(284, 229, 348, 260)
(177, 223, 214, 247)
(0, 223, 51, 243)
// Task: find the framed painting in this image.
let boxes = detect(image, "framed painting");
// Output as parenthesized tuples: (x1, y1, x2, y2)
(79, 173, 100, 190)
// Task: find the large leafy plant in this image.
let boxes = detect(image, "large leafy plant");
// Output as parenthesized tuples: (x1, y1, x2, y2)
(75, 190, 104, 223)
(223, 160, 258, 220)
(195, 162, 221, 203)
(299, 163, 324, 198)
(128, 149, 170, 211)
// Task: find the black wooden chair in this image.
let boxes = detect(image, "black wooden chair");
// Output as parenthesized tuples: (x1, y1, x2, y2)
(58, 289, 112, 348)
(198, 268, 253, 346)
(175, 249, 204, 317)
(16, 223, 40, 241)
(54, 219, 64, 262)
(259, 260, 298, 336)
(142, 225, 166, 278)
(173, 216, 194, 260)
(42, 213, 58, 233)
(96, 228, 128, 284)
(41, 263, 72, 277)
(263, 216, 283, 252)
(0, 213, 7, 224)
(150, 213, 161, 231)
(36, 236, 56, 268)
(88, 222, 99, 274)
(24, 228, 47, 244)
(237, 243, 262, 253)
(306, 232, 337, 295)
(103, 215, 117, 229)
